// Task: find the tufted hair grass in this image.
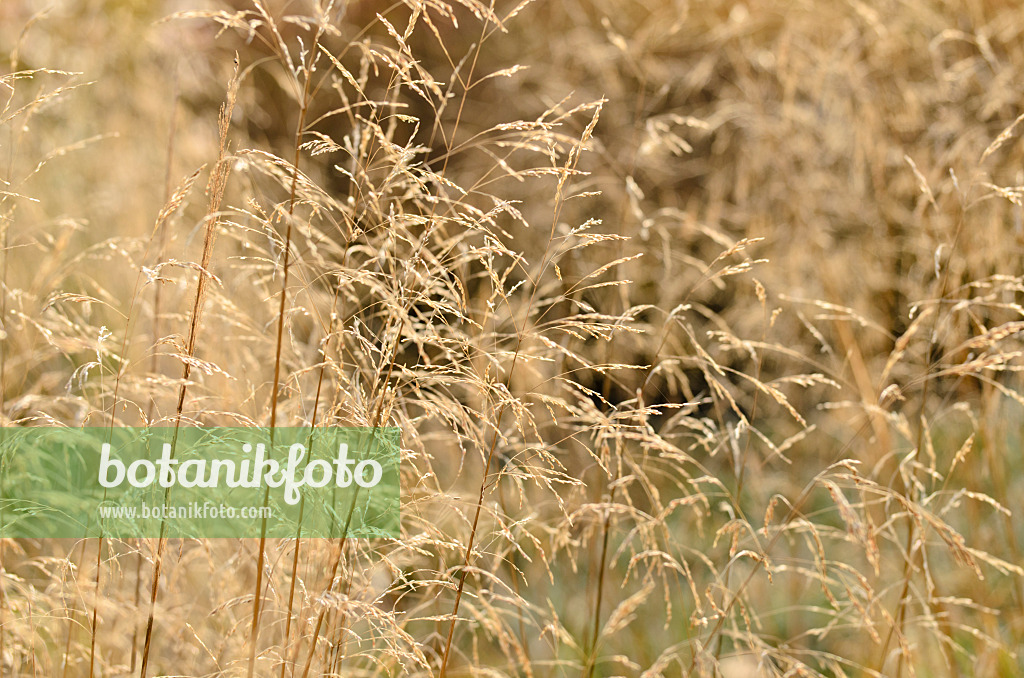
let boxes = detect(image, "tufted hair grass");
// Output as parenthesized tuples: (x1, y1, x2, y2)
(1, 1, 1023, 676)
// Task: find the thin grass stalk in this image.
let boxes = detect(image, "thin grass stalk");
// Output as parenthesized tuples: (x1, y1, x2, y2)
(0, 144, 11, 678)
(280, 541, 303, 675)
(0, 34, 49, 667)
(0, 142, 8, 678)
(683, 202, 966, 673)
(683, 412, 873, 673)
(131, 76, 180, 676)
(305, 9, 497, 674)
(279, 285, 342, 678)
(87, 67, 182, 678)
(495, 478, 533, 677)
(289, 267, 360, 676)
(248, 8, 329, 674)
(310, 10, 498, 673)
(438, 101, 603, 678)
(977, 382, 1024, 607)
(437, 332, 521, 676)
(709, 293, 770, 668)
(297, 541, 344, 678)
(86, 538, 103, 677)
(61, 540, 89, 677)
(582, 479, 617, 678)
(326, 516, 360, 675)
(2, 64, 93, 678)
(298, 488, 363, 678)
(877, 201, 968, 678)
(581, 239, 735, 675)
(138, 59, 239, 678)
(365, 0, 504, 440)
(578, 78, 655, 678)
(129, 544, 143, 673)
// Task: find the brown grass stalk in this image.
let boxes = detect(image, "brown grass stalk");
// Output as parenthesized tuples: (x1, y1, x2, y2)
(138, 58, 239, 678)
(246, 5, 331, 675)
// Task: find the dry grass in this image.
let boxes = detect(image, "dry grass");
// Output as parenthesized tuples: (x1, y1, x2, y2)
(2, 0, 1024, 676)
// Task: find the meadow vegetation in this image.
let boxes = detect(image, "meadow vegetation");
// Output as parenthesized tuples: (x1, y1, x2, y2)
(1, 0, 1023, 675)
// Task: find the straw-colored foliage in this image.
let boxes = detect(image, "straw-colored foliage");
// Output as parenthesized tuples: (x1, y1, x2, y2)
(1, 0, 1023, 675)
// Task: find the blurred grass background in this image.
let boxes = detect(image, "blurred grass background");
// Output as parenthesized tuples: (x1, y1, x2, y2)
(2, 0, 1024, 676)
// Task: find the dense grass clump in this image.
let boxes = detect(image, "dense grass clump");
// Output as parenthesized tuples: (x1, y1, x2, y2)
(1, 0, 1023, 676)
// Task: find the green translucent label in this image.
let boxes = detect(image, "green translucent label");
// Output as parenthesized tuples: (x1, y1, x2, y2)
(0, 427, 400, 538)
